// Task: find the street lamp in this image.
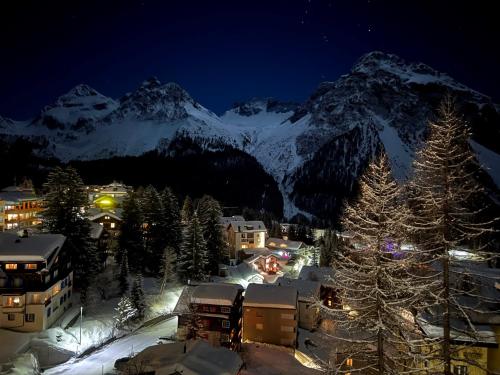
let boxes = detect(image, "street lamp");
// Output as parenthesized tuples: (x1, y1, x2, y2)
(79, 306, 83, 345)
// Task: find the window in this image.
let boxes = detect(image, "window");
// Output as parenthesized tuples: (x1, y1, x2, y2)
(110, 222, 116, 229)
(281, 313, 294, 320)
(453, 366, 468, 375)
(25, 264, 37, 270)
(209, 306, 217, 313)
(25, 313, 35, 322)
(222, 320, 230, 329)
(52, 283, 61, 296)
(220, 306, 231, 314)
(281, 325, 294, 332)
(5, 264, 17, 270)
(221, 333, 230, 342)
(8, 313, 15, 321)
(47, 307, 51, 318)
(202, 305, 210, 312)
(346, 358, 353, 367)
(53, 269, 58, 278)
(256, 323, 263, 330)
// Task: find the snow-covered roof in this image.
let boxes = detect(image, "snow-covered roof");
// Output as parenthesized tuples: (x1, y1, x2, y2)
(266, 237, 304, 251)
(228, 220, 266, 233)
(89, 222, 104, 240)
(417, 312, 498, 346)
(175, 340, 243, 375)
(244, 283, 297, 309)
(219, 215, 245, 226)
(0, 233, 66, 262)
(126, 340, 243, 375)
(191, 283, 243, 306)
(87, 211, 123, 222)
(244, 249, 278, 265)
(299, 266, 336, 287)
(0, 190, 39, 202)
(277, 277, 321, 302)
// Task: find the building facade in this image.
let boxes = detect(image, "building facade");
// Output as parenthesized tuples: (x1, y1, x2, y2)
(0, 232, 73, 331)
(176, 283, 244, 350)
(226, 221, 267, 261)
(242, 283, 298, 347)
(0, 186, 44, 232)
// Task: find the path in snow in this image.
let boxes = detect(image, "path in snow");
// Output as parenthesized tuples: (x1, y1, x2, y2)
(44, 317, 178, 375)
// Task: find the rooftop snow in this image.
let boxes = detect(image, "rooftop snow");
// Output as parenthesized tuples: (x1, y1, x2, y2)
(228, 220, 266, 232)
(298, 266, 336, 287)
(276, 277, 321, 302)
(191, 283, 244, 306)
(0, 233, 66, 261)
(244, 283, 297, 309)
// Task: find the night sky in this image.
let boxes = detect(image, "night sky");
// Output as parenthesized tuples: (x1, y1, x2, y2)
(1, 0, 499, 119)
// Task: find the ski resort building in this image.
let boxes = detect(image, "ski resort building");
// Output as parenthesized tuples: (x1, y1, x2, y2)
(242, 283, 298, 347)
(0, 232, 73, 332)
(226, 220, 267, 262)
(0, 185, 44, 232)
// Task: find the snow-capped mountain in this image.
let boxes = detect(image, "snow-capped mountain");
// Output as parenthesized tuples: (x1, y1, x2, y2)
(2, 51, 500, 221)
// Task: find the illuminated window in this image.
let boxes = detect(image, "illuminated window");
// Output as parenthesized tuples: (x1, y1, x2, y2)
(222, 320, 230, 328)
(241, 244, 248, 249)
(110, 222, 116, 229)
(5, 264, 17, 270)
(346, 358, 353, 367)
(454, 366, 468, 375)
(52, 283, 61, 296)
(280, 244, 287, 248)
(256, 323, 263, 330)
(25, 264, 37, 270)
(269, 242, 276, 247)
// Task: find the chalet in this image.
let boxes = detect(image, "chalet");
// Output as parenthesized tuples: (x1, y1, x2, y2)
(244, 250, 281, 275)
(215, 262, 264, 288)
(175, 283, 244, 350)
(226, 220, 267, 262)
(0, 232, 73, 331)
(277, 277, 321, 330)
(87, 210, 122, 235)
(0, 185, 44, 232)
(299, 266, 339, 309)
(88, 181, 129, 210)
(242, 283, 298, 347)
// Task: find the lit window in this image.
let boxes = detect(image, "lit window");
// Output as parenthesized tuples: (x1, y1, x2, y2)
(346, 358, 353, 367)
(13, 297, 20, 305)
(454, 365, 468, 375)
(269, 242, 276, 247)
(110, 222, 116, 229)
(222, 320, 230, 328)
(53, 283, 61, 296)
(25, 264, 37, 270)
(256, 323, 263, 330)
(221, 306, 231, 314)
(280, 244, 287, 248)
(241, 244, 248, 249)
(5, 264, 17, 270)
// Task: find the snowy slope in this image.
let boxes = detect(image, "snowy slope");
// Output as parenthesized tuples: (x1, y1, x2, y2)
(2, 52, 500, 221)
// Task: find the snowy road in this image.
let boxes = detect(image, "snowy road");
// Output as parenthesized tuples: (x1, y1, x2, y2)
(44, 317, 178, 375)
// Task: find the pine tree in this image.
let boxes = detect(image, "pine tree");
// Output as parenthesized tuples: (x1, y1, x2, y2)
(118, 191, 144, 273)
(118, 252, 129, 295)
(141, 185, 165, 275)
(408, 98, 495, 375)
(328, 152, 433, 374)
(113, 296, 137, 331)
(159, 246, 177, 292)
(177, 212, 207, 282)
(318, 229, 341, 267)
(43, 166, 98, 303)
(197, 195, 225, 275)
(160, 187, 182, 253)
(131, 273, 146, 319)
(181, 196, 194, 224)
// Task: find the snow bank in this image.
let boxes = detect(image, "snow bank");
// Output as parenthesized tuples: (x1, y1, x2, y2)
(0, 353, 40, 375)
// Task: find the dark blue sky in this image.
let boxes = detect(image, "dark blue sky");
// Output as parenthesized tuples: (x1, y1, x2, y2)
(1, 0, 499, 119)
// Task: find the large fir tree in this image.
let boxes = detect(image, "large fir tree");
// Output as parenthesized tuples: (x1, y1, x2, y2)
(160, 187, 182, 253)
(408, 98, 494, 375)
(118, 191, 144, 272)
(43, 166, 97, 303)
(329, 152, 432, 374)
(181, 196, 194, 224)
(141, 185, 165, 274)
(131, 273, 146, 319)
(197, 195, 226, 275)
(177, 212, 207, 282)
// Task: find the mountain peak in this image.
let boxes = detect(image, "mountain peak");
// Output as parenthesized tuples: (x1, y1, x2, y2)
(140, 76, 162, 88)
(353, 51, 437, 76)
(59, 84, 101, 100)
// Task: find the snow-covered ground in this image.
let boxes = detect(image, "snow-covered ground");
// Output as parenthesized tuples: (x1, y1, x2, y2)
(44, 317, 178, 375)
